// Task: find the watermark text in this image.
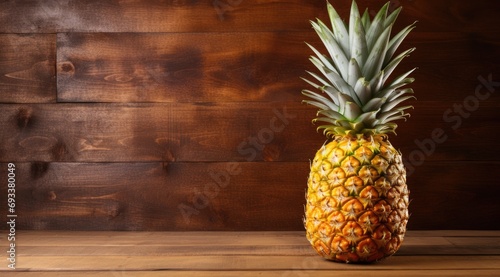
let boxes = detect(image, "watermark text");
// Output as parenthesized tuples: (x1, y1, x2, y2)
(6, 163, 17, 269)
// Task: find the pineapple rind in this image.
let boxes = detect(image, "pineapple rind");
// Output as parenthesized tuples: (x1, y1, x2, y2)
(304, 135, 409, 263)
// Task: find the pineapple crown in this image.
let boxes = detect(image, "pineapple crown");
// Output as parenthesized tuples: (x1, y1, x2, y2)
(302, 0, 417, 138)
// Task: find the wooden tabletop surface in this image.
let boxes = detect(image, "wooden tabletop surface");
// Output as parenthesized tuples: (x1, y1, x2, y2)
(1, 230, 499, 276)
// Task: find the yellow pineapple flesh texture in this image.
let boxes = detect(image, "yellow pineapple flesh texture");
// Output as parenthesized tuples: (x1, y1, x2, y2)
(305, 135, 409, 263)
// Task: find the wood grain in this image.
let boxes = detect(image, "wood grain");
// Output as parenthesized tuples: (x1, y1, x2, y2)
(0, 231, 499, 276)
(0, 102, 499, 163)
(403, 32, 500, 101)
(0, 102, 319, 162)
(0, 162, 310, 231)
(0, 0, 325, 33)
(0, 0, 499, 233)
(0, 162, 498, 231)
(406, 161, 500, 230)
(56, 32, 315, 103)
(14, 231, 500, 256)
(10, 255, 500, 271)
(0, 34, 56, 103)
(55, 32, 500, 103)
(0, 0, 498, 33)
(1, 271, 499, 277)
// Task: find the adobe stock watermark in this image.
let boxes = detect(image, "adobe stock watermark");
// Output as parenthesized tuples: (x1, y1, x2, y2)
(403, 74, 499, 176)
(178, 106, 296, 224)
(213, 0, 243, 21)
(6, 163, 17, 270)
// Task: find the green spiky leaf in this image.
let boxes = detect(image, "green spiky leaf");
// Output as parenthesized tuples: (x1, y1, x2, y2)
(302, 0, 417, 137)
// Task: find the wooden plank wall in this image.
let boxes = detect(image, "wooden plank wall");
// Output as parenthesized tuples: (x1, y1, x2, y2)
(0, 0, 499, 231)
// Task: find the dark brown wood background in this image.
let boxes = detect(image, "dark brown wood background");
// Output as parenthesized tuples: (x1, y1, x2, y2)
(0, 0, 499, 231)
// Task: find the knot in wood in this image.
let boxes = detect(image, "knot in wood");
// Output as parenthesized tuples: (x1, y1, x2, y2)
(58, 61, 75, 74)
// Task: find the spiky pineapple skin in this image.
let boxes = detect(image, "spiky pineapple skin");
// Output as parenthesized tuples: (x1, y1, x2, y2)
(304, 135, 409, 263)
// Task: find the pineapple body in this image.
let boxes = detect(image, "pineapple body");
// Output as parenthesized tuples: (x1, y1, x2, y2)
(301, 0, 416, 263)
(305, 135, 409, 263)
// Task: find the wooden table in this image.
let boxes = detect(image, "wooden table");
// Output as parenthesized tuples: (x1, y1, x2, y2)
(1, 231, 499, 276)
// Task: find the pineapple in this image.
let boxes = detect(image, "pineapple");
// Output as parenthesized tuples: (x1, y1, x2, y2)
(302, 1, 416, 263)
